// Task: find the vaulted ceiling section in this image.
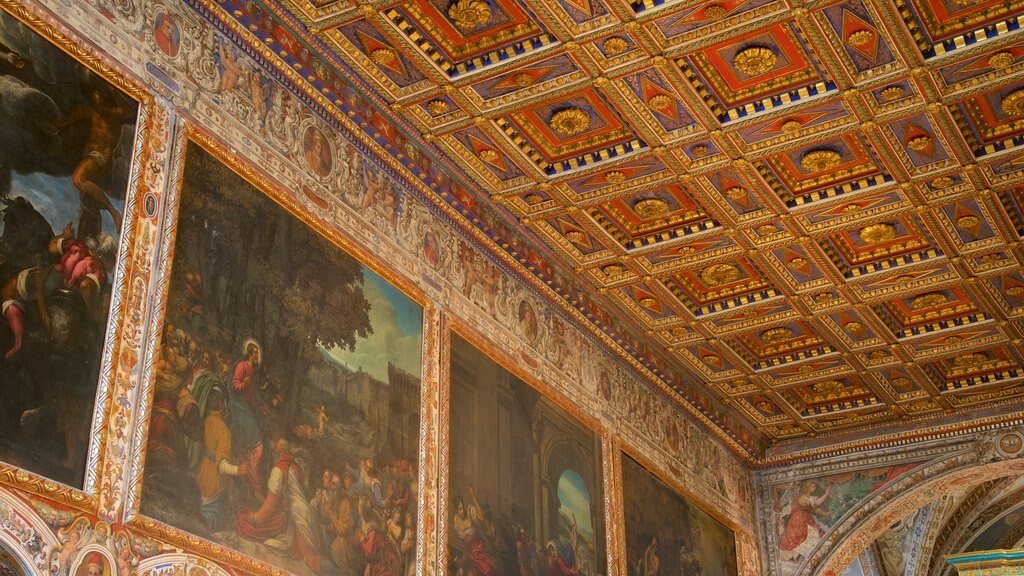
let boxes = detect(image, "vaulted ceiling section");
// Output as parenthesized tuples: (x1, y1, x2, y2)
(201, 0, 1024, 460)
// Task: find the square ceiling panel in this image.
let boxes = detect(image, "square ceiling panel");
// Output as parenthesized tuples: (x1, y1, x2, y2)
(728, 320, 835, 371)
(496, 88, 646, 175)
(383, 0, 554, 76)
(758, 133, 890, 207)
(679, 21, 835, 122)
(661, 257, 780, 316)
(926, 346, 1023, 393)
(782, 375, 882, 418)
(897, 0, 1024, 58)
(951, 81, 1024, 157)
(819, 214, 940, 279)
(587, 183, 718, 251)
(871, 285, 986, 340)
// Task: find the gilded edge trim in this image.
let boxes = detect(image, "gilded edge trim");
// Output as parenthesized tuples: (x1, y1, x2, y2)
(121, 125, 435, 576)
(441, 312, 612, 575)
(0, 0, 153, 515)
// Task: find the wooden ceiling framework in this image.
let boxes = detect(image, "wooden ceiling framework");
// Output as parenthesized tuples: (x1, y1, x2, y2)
(225, 0, 1024, 455)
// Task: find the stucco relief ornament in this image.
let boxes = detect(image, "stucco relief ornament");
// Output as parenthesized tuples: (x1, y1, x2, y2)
(1001, 88, 1024, 117)
(801, 149, 842, 172)
(911, 291, 947, 310)
(859, 222, 897, 244)
(426, 100, 450, 115)
(846, 29, 874, 46)
(370, 48, 397, 66)
(761, 326, 793, 344)
(700, 263, 741, 286)
(989, 51, 1015, 69)
(634, 198, 669, 218)
(733, 46, 777, 76)
(647, 94, 672, 110)
(603, 36, 628, 55)
(549, 108, 591, 136)
(449, 0, 492, 31)
(880, 85, 905, 102)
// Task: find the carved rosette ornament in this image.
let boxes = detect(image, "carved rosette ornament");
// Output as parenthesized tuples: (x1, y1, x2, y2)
(733, 46, 777, 76)
(549, 108, 591, 136)
(634, 198, 669, 218)
(603, 36, 628, 55)
(523, 193, 543, 205)
(700, 263, 741, 286)
(911, 292, 947, 310)
(602, 264, 624, 276)
(370, 48, 397, 66)
(647, 94, 672, 110)
(639, 296, 659, 310)
(801, 149, 842, 172)
(426, 100, 449, 116)
(605, 170, 625, 184)
(513, 73, 535, 87)
(989, 51, 1015, 69)
(846, 29, 873, 46)
(761, 326, 793, 344)
(781, 119, 802, 134)
(448, 0, 492, 31)
(477, 149, 499, 163)
(564, 230, 586, 243)
(906, 135, 932, 152)
(880, 85, 905, 102)
(1001, 88, 1024, 117)
(859, 222, 897, 244)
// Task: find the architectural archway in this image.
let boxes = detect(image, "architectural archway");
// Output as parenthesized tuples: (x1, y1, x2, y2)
(804, 431, 1024, 576)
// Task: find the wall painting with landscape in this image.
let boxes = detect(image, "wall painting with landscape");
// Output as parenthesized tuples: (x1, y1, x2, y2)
(447, 333, 606, 576)
(0, 7, 139, 488)
(139, 142, 424, 576)
(622, 453, 738, 576)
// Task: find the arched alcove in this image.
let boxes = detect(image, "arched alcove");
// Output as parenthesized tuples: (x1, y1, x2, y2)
(807, 441, 1024, 576)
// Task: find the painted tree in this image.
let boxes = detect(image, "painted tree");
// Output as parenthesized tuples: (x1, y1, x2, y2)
(169, 146, 372, 412)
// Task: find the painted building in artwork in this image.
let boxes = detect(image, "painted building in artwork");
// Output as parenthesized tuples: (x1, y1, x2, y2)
(0, 1, 1023, 576)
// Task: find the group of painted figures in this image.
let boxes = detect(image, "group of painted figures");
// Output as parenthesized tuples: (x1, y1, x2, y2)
(449, 486, 585, 576)
(144, 323, 419, 576)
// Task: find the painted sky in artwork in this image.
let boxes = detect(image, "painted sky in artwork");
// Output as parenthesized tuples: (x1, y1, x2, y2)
(9, 173, 122, 236)
(558, 469, 595, 539)
(327, 268, 423, 380)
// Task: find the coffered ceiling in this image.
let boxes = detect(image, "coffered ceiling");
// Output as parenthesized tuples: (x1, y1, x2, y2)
(202, 0, 1024, 459)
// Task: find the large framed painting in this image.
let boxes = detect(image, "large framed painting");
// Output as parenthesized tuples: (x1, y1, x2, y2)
(621, 453, 738, 576)
(445, 328, 607, 576)
(138, 137, 425, 576)
(0, 4, 143, 488)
